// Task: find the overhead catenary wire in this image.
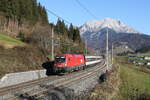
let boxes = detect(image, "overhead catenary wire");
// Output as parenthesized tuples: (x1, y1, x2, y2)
(75, 0, 98, 19)
(46, 8, 71, 25)
(75, 0, 98, 55)
(45, 8, 77, 59)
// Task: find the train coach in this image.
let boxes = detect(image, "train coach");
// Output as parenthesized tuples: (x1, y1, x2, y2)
(85, 56, 102, 66)
(53, 54, 102, 73)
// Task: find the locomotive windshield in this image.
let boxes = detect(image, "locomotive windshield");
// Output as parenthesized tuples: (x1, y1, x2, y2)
(55, 56, 66, 63)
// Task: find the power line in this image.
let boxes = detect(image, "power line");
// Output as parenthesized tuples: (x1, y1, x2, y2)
(46, 8, 71, 24)
(75, 0, 98, 19)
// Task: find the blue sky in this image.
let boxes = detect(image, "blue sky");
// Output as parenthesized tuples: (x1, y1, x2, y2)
(38, 0, 150, 35)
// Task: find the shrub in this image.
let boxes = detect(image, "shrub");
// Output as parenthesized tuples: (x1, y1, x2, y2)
(17, 32, 25, 42)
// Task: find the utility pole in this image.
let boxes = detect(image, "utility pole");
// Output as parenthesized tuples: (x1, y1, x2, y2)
(112, 43, 113, 66)
(85, 40, 87, 55)
(51, 27, 54, 60)
(106, 28, 109, 70)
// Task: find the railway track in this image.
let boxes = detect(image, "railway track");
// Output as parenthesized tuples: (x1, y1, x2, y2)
(0, 60, 106, 100)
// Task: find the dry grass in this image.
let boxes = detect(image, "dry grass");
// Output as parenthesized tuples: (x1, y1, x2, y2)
(0, 33, 47, 78)
(87, 65, 121, 100)
(0, 46, 46, 78)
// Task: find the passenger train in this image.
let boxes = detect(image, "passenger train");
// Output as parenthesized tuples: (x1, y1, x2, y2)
(54, 54, 102, 73)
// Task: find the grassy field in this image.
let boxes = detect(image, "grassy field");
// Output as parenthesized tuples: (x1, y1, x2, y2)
(129, 52, 150, 57)
(138, 52, 150, 56)
(116, 56, 150, 100)
(0, 33, 26, 48)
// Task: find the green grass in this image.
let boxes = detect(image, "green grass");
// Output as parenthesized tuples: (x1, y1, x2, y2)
(120, 65, 150, 92)
(120, 56, 128, 60)
(117, 57, 150, 99)
(128, 57, 148, 63)
(0, 33, 26, 47)
(137, 52, 150, 56)
(129, 52, 150, 57)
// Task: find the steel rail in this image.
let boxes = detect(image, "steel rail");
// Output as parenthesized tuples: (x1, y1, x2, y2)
(0, 60, 105, 100)
(16, 61, 106, 99)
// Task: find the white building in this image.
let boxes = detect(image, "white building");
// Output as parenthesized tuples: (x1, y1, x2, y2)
(144, 56, 150, 60)
(147, 62, 150, 66)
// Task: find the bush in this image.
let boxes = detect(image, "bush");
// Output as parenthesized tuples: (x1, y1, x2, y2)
(17, 32, 25, 42)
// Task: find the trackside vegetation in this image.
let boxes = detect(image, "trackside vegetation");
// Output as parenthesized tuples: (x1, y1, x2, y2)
(116, 57, 150, 100)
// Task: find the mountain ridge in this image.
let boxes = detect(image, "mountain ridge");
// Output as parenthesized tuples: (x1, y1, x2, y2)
(80, 18, 140, 35)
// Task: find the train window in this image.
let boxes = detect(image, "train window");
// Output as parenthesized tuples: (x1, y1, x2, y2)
(55, 56, 66, 63)
(86, 57, 101, 62)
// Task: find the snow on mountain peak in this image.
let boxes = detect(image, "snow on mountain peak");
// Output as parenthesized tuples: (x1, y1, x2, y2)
(80, 18, 140, 35)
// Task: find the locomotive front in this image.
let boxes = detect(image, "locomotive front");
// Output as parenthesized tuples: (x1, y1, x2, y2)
(54, 55, 68, 72)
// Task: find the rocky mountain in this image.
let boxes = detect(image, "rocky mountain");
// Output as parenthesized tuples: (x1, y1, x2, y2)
(80, 18, 150, 53)
(80, 18, 140, 35)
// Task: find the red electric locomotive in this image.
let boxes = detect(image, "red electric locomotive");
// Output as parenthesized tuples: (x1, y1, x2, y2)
(54, 54, 85, 72)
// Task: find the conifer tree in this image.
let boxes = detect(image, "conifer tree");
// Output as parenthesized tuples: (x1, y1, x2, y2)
(0, 0, 48, 25)
(68, 24, 74, 40)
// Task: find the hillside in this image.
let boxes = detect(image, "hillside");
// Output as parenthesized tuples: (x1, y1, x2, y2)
(0, 0, 84, 51)
(0, 45, 47, 78)
(0, 0, 86, 77)
(0, 33, 45, 78)
(136, 46, 150, 54)
(0, 0, 48, 37)
(0, 33, 26, 48)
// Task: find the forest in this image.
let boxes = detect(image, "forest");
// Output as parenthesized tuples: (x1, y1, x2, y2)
(0, 0, 85, 54)
(0, 0, 48, 24)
